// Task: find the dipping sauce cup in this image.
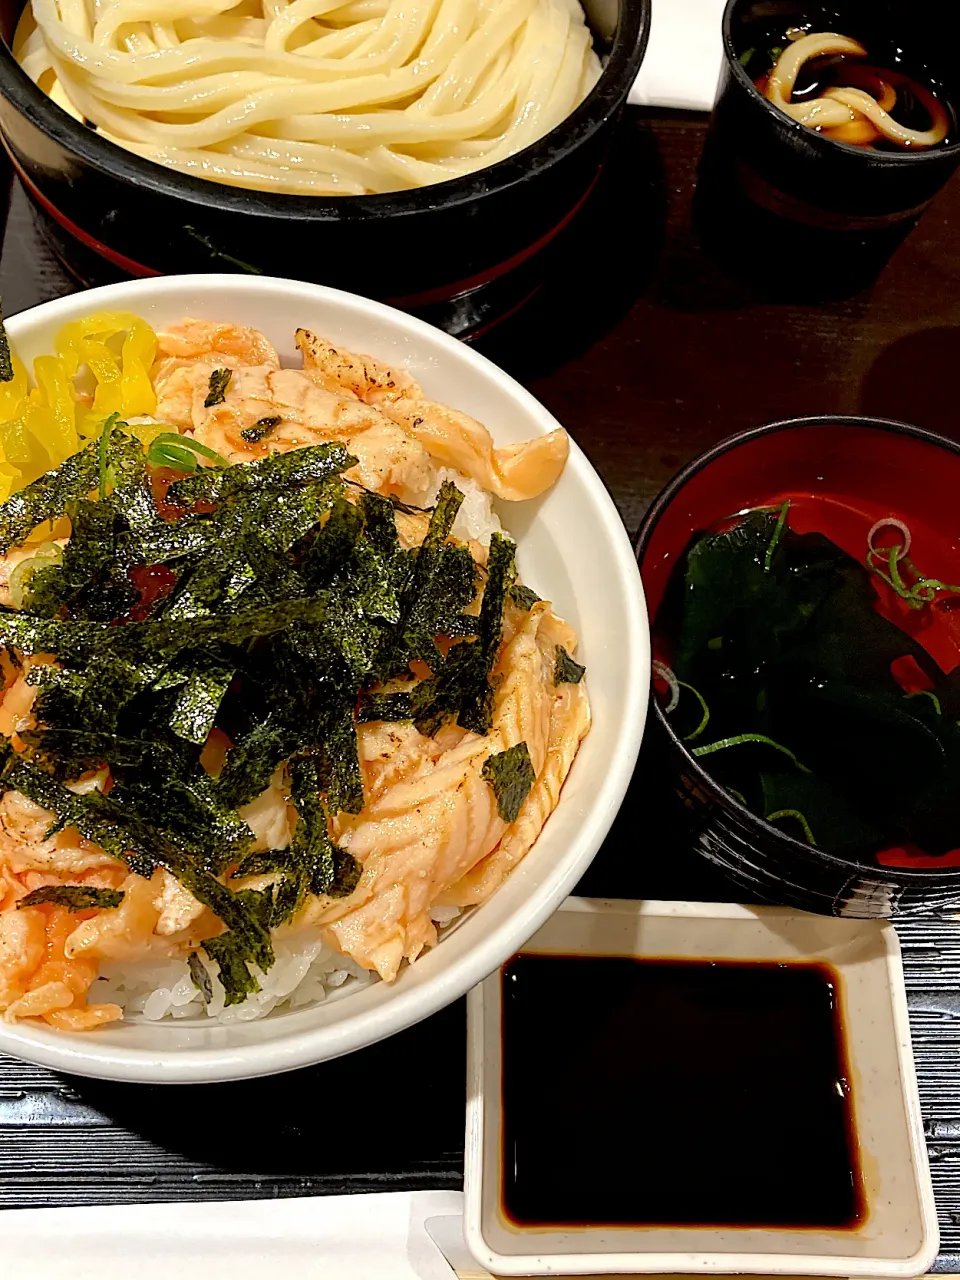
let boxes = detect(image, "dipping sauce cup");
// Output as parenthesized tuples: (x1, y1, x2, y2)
(465, 898, 938, 1277)
(696, 0, 960, 297)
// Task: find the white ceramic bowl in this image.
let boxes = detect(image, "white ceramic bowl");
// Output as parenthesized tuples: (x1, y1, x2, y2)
(0, 275, 649, 1083)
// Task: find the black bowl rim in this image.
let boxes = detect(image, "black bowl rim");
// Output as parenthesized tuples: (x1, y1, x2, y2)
(721, 0, 960, 164)
(634, 412, 960, 887)
(0, 0, 651, 222)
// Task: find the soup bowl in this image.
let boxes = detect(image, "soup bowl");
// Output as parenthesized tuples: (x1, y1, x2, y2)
(0, 0, 650, 336)
(635, 415, 960, 918)
(0, 273, 649, 1082)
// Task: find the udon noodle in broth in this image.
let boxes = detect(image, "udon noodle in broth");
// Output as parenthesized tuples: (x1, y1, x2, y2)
(755, 30, 950, 149)
(14, 0, 602, 195)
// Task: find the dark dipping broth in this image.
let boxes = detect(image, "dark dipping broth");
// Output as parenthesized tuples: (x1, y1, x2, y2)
(653, 498, 960, 867)
(501, 953, 864, 1230)
(737, 6, 955, 151)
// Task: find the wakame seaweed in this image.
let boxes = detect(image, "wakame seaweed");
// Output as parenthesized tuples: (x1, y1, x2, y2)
(656, 506, 960, 860)
(0, 432, 530, 1000)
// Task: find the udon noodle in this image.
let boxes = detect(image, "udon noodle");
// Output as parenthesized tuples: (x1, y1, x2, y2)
(14, 0, 603, 195)
(762, 31, 950, 149)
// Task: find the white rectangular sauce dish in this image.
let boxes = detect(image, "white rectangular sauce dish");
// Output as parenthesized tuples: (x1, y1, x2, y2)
(464, 898, 938, 1277)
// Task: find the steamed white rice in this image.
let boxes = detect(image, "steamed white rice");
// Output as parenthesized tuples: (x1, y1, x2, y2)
(420, 469, 503, 546)
(94, 905, 464, 1024)
(92, 930, 372, 1024)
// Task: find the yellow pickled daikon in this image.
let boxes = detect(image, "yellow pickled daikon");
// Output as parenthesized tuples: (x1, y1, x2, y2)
(0, 311, 158, 500)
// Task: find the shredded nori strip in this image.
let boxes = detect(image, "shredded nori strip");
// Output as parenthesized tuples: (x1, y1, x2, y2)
(476, 536, 516, 656)
(3, 758, 272, 995)
(554, 645, 586, 685)
(104, 431, 164, 544)
(168, 653, 236, 744)
(201, 934, 260, 1003)
(0, 443, 100, 555)
(0, 301, 12, 383)
(16, 884, 124, 911)
(357, 691, 414, 723)
(217, 718, 299, 811)
(30, 499, 138, 621)
(0, 595, 332, 665)
(510, 584, 541, 611)
(299, 495, 403, 633)
(235, 851, 288, 878)
(399, 482, 474, 665)
(0, 428, 154, 564)
(301, 496, 364, 586)
(283, 757, 359, 915)
(319, 695, 365, 815)
(0, 433, 529, 1004)
(481, 742, 535, 823)
(204, 368, 232, 407)
(112, 769, 251, 878)
(360, 490, 404, 559)
(167, 442, 355, 507)
(240, 416, 282, 443)
(410, 531, 516, 737)
(188, 951, 214, 1003)
(98, 413, 121, 501)
(329, 843, 362, 897)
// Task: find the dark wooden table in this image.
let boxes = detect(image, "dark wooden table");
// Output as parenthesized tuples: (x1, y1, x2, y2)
(2, 106, 960, 1269)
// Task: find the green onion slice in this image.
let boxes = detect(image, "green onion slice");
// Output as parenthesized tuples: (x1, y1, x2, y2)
(692, 733, 811, 774)
(147, 433, 230, 473)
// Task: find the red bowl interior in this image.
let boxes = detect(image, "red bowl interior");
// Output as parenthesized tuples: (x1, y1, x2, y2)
(639, 418, 960, 870)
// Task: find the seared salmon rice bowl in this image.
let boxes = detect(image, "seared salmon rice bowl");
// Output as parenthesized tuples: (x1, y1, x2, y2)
(0, 311, 590, 1030)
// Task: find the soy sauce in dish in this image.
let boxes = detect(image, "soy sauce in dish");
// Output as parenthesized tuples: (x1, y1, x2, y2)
(501, 954, 864, 1229)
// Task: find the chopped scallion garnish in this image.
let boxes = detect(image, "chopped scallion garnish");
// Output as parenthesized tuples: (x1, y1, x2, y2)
(98, 412, 123, 500)
(766, 808, 816, 845)
(906, 689, 942, 715)
(764, 500, 789, 573)
(652, 661, 710, 740)
(147, 432, 230, 473)
(865, 518, 960, 609)
(692, 733, 811, 773)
